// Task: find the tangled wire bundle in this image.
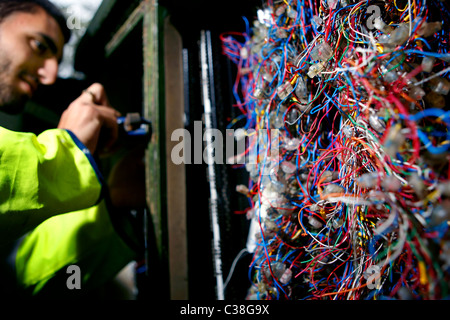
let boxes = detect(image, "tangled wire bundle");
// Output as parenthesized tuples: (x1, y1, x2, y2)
(222, 0, 450, 300)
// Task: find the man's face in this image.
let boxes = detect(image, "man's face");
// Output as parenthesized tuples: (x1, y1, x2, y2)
(0, 6, 64, 114)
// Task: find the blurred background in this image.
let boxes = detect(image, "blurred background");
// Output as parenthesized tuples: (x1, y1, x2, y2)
(50, 0, 102, 79)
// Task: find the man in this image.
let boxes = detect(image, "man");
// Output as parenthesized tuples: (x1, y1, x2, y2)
(0, 0, 136, 298)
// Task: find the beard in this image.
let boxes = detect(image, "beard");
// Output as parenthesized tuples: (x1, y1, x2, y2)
(0, 57, 29, 115)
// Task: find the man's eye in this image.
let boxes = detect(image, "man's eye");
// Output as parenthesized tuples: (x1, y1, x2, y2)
(31, 39, 48, 54)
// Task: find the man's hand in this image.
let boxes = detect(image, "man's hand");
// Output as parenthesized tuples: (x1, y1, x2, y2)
(58, 83, 121, 155)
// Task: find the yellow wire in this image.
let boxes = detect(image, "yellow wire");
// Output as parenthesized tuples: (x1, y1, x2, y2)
(394, 0, 409, 12)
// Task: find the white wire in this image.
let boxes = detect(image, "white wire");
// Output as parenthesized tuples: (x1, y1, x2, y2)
(222, 248, 249, 295)
(413, 66, 450, 87)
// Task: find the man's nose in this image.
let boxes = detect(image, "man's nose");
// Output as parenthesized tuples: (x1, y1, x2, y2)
(37, 57, 59, 85)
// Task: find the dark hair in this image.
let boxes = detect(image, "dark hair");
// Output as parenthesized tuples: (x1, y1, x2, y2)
(0, 0, 71, 43)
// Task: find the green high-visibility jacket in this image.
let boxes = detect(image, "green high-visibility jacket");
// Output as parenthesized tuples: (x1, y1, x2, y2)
(0, 127, 103, 241)
(0, 127, 135, 297)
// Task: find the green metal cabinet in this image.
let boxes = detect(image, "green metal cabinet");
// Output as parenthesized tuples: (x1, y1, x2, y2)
(74, 0, 260, 300)
(76, 0, 188, 299)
